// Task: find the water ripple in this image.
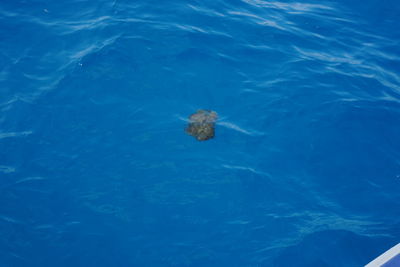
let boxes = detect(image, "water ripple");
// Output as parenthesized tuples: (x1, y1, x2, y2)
(218, 121, 264, 136)
(0, 131, 32, 139)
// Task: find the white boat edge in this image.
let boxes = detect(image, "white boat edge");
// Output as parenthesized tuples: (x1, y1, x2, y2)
(365, 243, 400, 267)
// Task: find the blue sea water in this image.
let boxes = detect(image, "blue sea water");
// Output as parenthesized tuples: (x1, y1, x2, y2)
(1, 0, 400, 266)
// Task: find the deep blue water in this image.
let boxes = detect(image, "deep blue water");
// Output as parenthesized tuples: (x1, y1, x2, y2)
(1, 0, 400, 266)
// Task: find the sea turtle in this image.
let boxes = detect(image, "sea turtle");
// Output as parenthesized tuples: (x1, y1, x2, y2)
(185, 109, 218, 141)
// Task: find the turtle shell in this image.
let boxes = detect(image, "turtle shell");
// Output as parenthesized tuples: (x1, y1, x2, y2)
(185, 110, 218, 141)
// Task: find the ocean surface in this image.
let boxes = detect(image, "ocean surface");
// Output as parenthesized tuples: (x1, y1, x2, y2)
(1, 0, 399, 266)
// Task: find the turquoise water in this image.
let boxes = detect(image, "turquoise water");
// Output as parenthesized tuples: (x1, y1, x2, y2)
(0, 0, 399, 266)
